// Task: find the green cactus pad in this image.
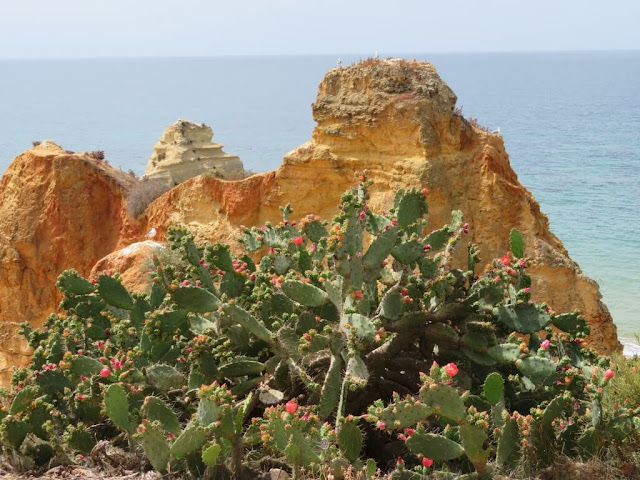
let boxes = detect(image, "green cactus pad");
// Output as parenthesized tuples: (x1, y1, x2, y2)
(338, 420, 363, 463)
(318, 355, 343, 420)
(170, 423, 207, 459)
(515, 356, 556, 382)
(208, 244, 234, 272)
(424, 323, 460, 348)
(189, 315, 216, 334)
(346, 356, 369, 386)
(20, 433, 54, 467)
(362, 226, 398, 272)
(141, 422, 170, 473)
(221, 271, 246, 297)
(391, 240, 424, 265)
(104, 384, 131, 432)
(552, 312, 587, 334)
(493, 304, 550, 334)
(483, 373, 505, 406)
(341, 313, 375, 341)
(143, 397, 181, 435)
(274, 254, 290, 275)
(496, 416, 519, 466)
(423, 227, 450, 251)
(149, 281, 166, 309)
(146, 364, 185, 391)
(488, 343, 521, 364)
(9, 386, 38, 415)
(542, 396, 567, 428)
(459, 424, 490, 473)
(284, 431, 321, 466)
(406, 431, 464, 460)
(171, 286, 220, 312)
(419, 384, 467, 423)
(36, 369, 72, 394)
(509, 229, 525, 258)
(373, 398, 432, 430)
(396, 189, 427, 228)
(98, 274, 134, 310)
(282, 280, 329, 307)
(201, 443, 222, 467)
(218, 359, 265, 378)
(222, 303, 272, 343)
(57, 270, 95, 296)
(197, 397, 220, 426)
(70, 355, 104, 377)
(303, 220, 328, 243)
(380, 288, 403, 320)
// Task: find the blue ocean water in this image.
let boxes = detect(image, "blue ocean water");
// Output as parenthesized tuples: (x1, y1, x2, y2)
(0, 52, 638, 349)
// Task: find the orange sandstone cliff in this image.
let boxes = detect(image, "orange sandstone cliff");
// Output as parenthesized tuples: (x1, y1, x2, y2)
(0, 59, 620, 384)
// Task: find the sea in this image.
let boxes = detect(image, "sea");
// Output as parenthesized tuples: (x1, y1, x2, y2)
(0, 51, 638, 353)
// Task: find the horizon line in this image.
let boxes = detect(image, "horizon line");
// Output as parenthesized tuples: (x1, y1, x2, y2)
(1, 48, 639, 62)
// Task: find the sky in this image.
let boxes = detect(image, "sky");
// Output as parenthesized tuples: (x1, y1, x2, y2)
(1, 0, 639, 59)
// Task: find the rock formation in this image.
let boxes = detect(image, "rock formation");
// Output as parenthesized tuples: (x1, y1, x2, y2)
(144, 119, 244, 185)
(0, 142, 141, 383)
(0, 59, 620, 384)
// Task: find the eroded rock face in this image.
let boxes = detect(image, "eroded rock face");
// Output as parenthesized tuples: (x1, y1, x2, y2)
(142, 59, 620, 353)
(0, 142, 141, 383)
(144, 119, 244, 185)
(0, 59, 620, 384)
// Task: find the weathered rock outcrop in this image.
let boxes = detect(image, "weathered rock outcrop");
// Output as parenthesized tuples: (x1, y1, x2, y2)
(0, 59, 620, 384)
(0, 142, 141, 383)
(144, 119, 244, 185)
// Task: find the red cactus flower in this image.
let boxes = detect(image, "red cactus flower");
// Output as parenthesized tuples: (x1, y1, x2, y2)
(100, 368, 111, 378)
(604, 369, 615, 381)
(285, 400, 298, 414)
(293, 236, 304, 246)
(502, 255, 511, 266)
(422, 457, 434, 468)
(444, 363, 459, 378)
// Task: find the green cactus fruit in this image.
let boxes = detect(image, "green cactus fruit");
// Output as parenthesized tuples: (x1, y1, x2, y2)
(9, 386, 38, 415)
(221, 271, 245, 298)
(423, 227, 450, 251)
(341, 313, 375, 341)
(170, 423, 207, 459)
(98, 274, 134, 310)
(218, 359, 265, 378)
(483, 373, 504, 406)
(318, 355, 343, 420)
(496, 416, 519, 466)
(493, 304, 550, 334)
(391, 240, 423, 265)
(396, 189, 427, 228)
(146, 364, 185, 391)
(509, 228, 525, 258)
(515, 356, 556, 382)
(149, 281, 167, 309)
(406, 431, 464, 461)
(70, 355, 104, 378)
(57, 270, 95, 296)
(201, 443, 222, 467)
(141, 422, 170, 473)
(338, 420, 363, 463)
(105, 384, 131, 432)
(282, 280, 329, 307)
(346, 356, 369, 387)
(488, 343, 521, 364)
(362, 226, 398, 272)
(20, 433, 54, 466)
(380, 287, 403, 321)
(223, 303, 273, 343)
(552, 312, 587, 334)
(171, 286, 220, 312)
(143, 397, 181, 435)
(419, 384, 467, 423)
(459, 424, 490, 474)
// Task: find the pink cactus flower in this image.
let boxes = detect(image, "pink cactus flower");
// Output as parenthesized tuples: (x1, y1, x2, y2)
(541, 339, 551, 350)
(444, 363, 459, 378)
(99, 368, 111, 378)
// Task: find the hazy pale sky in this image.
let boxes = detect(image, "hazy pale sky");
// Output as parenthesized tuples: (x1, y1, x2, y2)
(1, 0, 639, 59)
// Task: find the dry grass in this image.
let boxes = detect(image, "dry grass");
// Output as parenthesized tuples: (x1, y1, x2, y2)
(126, 178, 171, 218)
